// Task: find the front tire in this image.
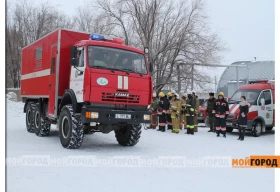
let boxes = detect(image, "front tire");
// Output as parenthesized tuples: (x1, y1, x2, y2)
(34, 104, 51, 136)
(58, 105, 84, 149)
(252, 121, 262, 137)
(25, 102, 35, 133)
(115, 124, 141, 146)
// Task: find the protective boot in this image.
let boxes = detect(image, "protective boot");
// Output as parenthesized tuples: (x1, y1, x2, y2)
(240, 126, 245, 141)
(157, 126, 163, 131)
(223, 131, 226, 138)
(191, 129, 194, 135)
(237, 126, 241, 140)
(216, 130, 220, 137)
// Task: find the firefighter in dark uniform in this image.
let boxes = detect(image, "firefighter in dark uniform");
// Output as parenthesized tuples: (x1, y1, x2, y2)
(166, 92, 173, 130)
(180, 93, 188, 129)
(212, 92, 229, 137)
(157, 92, 169, 132)
(185, 94, 196, 135)
(170, 94, 181, 133)
(206, 92, 216, 132)
(148, 92, 159, 129)
(193, 94, 200, 132)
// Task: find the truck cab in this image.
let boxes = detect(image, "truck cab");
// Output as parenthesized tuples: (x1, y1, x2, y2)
(226, 80, 275, 137)
(21, 29, 153, 149)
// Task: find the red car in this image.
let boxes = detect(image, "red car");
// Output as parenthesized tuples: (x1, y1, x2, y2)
(198, 97, 229, 126)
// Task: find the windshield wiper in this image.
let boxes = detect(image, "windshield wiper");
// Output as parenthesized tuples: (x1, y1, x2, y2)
(94, 66, 115, 73)
(116, 68, 143, 76)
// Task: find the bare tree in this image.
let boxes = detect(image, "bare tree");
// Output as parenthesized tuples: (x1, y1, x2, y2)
(6, 0, 73, 88)
(94, 0, 225, 93)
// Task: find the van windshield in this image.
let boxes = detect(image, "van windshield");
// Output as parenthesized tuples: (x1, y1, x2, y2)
(229, 90, 260, 105)
(87, 46, 147, 74)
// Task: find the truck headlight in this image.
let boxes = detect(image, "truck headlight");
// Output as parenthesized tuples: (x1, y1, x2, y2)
(86, 112, 99, 119)
(144, 115, 150, 120)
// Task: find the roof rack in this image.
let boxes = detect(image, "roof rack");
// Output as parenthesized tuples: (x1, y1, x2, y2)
(248, 80, 269, 84)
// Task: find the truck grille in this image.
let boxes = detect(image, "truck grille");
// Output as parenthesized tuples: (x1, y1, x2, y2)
(102, 92, 140, 103)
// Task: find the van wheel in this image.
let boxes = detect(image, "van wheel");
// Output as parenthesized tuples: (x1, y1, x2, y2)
(33, 104, 51, 136)
(252, 121, 262, 137)
(58, 105, 84, 149)
(115, 124, 141, 146)
(26, 102, 35, 133)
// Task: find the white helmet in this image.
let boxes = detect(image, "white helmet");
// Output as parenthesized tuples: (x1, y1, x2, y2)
(152, 92, 157, 97)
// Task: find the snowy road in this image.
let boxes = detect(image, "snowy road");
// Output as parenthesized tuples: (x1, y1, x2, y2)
(7, 101, 275, 192)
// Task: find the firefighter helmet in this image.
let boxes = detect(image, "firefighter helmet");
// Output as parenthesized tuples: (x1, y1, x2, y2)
(167, 92, 173, 97)
(158, 92, 165, 97)
(218, 92, 224, 97)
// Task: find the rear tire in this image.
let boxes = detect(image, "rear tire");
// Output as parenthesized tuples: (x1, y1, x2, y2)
(252, 121, 262, 137)
(26, 102, 35, 133)
(58, 105, 84, 149)
(115, 124, 142, 146)
(34, 104, 51, 136)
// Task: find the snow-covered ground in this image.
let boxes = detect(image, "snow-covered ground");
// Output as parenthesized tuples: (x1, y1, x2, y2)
(7, 101, 275, 192)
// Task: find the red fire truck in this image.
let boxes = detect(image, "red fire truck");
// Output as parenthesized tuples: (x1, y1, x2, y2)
(226, 80, 275, 137)
(21, 29, 153, 149)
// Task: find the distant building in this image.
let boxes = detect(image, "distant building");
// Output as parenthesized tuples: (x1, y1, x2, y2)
(217, 61, 275, 97)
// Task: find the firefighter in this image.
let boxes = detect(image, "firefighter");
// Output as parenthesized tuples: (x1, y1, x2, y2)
(212, 92, 229, 137)
(166, 92, 173, 130)
(193, 94, 200, 132)
(180, 93, 188, 129)
(157, 92, 169, 132)
(148, 92, 159, 129)
(206, 92, 216, 132)
(170, 93, 181, 133)
(185, 94, 196, 135)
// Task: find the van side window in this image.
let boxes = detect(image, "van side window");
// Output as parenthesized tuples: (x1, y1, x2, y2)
(263, 90, 271, 105)
(259, 90, 271, 105)
(77, 49, 84, 67)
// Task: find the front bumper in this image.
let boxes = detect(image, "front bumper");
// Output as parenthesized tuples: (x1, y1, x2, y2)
(226, 119, 253, 130)
(81, 105, 152, 124)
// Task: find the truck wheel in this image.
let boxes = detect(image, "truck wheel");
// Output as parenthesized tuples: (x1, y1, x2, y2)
(252, 121, 262, 137)
(33, 104, 51, 136)
(115, 124, 141, 146)
(58, 105, 84, 149)
(26, 102, 35, 133)
(226, 127, 233, 132)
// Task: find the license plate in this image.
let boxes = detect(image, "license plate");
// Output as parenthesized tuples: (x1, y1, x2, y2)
(226, 122, 233, 126)
(115, 114, 131, 119)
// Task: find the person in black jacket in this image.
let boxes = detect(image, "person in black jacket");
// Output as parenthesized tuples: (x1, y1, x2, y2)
(237, 96, 249, 141)
(212, 92, 229, 137)
(157, 92, 170, 132)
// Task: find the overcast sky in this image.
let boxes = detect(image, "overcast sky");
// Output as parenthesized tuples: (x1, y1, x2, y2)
(8, 0, 274, 83)
(45, 0, 275, 65)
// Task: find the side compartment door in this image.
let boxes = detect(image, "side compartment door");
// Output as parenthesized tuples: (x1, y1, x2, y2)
(48, 45, 57, 117)
(257, 90, 273, 126)
(69, 47, 86, 102)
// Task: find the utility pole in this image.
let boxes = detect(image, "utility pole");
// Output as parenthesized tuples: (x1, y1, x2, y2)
(177, 65, 181, 93)
(191, 64, 194, 91)
(236, 66, 239, 89)
(215, 76, 217, 93)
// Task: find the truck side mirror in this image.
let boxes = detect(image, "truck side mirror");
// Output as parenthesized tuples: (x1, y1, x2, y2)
(70, 46, 78, 66)
(149, 62, 153, 73)
(260, 98, 265, 106)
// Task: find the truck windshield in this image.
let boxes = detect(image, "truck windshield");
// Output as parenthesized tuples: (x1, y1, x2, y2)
(229, 90, 260, 105)
(88, 46, 147, 74)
